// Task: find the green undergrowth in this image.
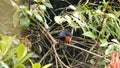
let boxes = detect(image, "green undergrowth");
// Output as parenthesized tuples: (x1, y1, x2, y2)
(0, 35, 52, 68)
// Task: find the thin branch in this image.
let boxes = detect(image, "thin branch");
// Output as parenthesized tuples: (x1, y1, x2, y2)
(32, 19, 58, 44)
(27, 0, 31, 10)
(52, 44, 69, 68)
(39, 49, 50, 63)
(55, 55, 58, 68)
(65, 43, 104, 58)
(85, 0, 89, 5)
(62, 48, 71, 66)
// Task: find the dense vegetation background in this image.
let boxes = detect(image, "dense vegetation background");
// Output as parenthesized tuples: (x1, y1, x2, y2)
(0, 0, 120, 68)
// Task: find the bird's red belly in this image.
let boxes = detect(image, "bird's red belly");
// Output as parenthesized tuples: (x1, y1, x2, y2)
(65, 36, 71, 42)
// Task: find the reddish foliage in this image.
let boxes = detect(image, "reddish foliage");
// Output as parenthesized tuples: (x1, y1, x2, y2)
(110, 52, 120, 68)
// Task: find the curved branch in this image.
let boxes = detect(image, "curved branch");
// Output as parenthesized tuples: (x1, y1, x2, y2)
(65, 43, 104, 58)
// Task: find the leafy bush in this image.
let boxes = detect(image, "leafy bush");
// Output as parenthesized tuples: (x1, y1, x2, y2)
(13, 0, 50, 29)
(0, 35, 33, 68)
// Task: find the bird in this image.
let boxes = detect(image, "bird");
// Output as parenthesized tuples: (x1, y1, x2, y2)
(57, 26, 73, 42)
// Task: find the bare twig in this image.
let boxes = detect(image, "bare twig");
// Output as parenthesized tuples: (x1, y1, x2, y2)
(62, 48, 71, 66)
(55, 55, 58, 68)
(32, 19, 58, 44)
(85, 0, 89, 5)
(52, 44, 70, 68)
(27, 0, 30, 10)
(39, 49, 50, 63)
(65, 43, 104, 58)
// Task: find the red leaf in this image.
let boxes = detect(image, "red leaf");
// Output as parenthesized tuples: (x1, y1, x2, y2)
(110, 52, 120, 68)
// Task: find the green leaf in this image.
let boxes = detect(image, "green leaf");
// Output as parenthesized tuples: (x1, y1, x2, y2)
(100, 39, 108, 47)
(32, 63, 41, 68)
(54, 16, 66, 24)
(15, 64, 26, 68)
(65, 15, 72, 24)
(67, 5, 76, 11)
(20, 17, 30, 29)
(17, 43, 27, 60)
(39, 5, 46, 11)
(42, 2, 53, 8)
(98, 60, 106, 65)
(65, 15, 79, 28)
(90, 59, 95, 65)
(19, 6, 29, 16)
(3, 48, 16, 62)
(71, 15, 87, 32)
(0, 35, 15, 54)
(34, 11, 44, 23)
(29, 59, 33, 65)
(0, 42, 7, 53)
(106, 13, 116, 19)
(95, 10, 104, 15)
(102, 2, 109, 8)
(70, 22, 79, 28)
(105, 45, 114, 55)
(73, 11, 79, 18)
(16, 53, 33, 66)
(33, 11, 49, 28)
(82, 31, 97, 39)
(42, 63, 53, 68)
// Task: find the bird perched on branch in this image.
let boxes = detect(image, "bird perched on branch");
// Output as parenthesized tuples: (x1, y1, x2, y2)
(57, 26, 73, 42)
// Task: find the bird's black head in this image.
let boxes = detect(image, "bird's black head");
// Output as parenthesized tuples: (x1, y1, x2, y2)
(64, 26, 73, 33)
